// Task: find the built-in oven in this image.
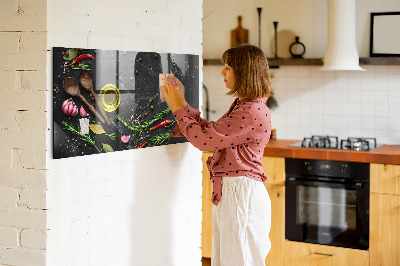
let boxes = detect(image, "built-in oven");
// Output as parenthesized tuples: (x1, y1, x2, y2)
(285, 158, 370, 250)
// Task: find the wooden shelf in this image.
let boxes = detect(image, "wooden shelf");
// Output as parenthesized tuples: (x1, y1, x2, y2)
(203, 57, 400, 67)
(203, 58, 323, 67)
(359, 57, 400, 65)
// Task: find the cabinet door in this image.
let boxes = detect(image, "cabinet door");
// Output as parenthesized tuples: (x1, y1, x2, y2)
(370, 193, 400, 266)
(265, 184, 284, 266)
(261, 156, 285, 185)
(370, 163, 400, 195)
(284, 241, 369, 266)
(202, 152, 213, 258)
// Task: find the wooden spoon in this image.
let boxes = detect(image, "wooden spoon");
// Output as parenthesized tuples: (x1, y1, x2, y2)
(63, 77, 105, 124)
(79, 70, 111, 126)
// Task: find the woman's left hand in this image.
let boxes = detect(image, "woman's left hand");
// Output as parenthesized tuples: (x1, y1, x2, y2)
(160, 77, 185, 113)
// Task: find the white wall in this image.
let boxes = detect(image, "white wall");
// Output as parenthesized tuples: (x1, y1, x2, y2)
(46, 0, 203, 266)
(0, 0, 48, 265)
(203, 0, 400, 58)
(203, 0, 400, 145)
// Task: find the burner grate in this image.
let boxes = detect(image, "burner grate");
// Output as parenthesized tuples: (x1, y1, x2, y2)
(301, 135, 339, 149)
(340, 137, 377, 151)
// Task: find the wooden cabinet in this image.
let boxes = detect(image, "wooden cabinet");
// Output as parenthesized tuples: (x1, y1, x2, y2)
(201, 152, 213, 258)
(370, 163, 400, 266)
(264, 184, 284, 266)
(261, 156, 285, 266)
(284, 241, 369, 266)
(370, 163, 400, 195)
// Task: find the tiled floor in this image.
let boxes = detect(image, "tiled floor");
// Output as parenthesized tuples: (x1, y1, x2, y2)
(202, 257, 211, 266)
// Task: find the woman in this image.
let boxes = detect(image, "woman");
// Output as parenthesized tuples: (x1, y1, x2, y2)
(161, 44, 273, 266)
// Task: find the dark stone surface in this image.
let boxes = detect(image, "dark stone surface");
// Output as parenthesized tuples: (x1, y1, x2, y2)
(53, 47, 199, 159)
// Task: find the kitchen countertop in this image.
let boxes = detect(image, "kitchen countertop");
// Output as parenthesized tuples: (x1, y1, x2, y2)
(263, 139, 400, 165)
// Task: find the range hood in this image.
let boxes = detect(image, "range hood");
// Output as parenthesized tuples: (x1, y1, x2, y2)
(320, 0, 365, 71)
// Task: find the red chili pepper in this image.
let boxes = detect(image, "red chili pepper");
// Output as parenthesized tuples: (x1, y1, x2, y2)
(135, 141, 147, 149)
(149, 120, 171, 130)
(71, 54, 94, 65)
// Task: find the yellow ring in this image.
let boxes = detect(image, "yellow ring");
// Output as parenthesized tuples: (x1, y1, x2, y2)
(99, 84, 120, 112)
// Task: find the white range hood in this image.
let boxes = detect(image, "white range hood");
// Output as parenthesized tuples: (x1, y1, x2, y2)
(320, 0, 365, 71)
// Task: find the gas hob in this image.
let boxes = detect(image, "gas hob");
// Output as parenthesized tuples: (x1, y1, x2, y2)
(289, 135, 382, 151)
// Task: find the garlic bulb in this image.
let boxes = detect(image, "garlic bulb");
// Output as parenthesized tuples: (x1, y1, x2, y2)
(62, 99, 78, 117)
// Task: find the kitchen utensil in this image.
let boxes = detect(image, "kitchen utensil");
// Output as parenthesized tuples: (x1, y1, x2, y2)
(63, 77, 105, 124)
(289, 36, 306, 58)
(78, 70, 111, 126)
(230, 16, 249, 48)
(257, 8, 262, 48)
(273, 21, 279, 58)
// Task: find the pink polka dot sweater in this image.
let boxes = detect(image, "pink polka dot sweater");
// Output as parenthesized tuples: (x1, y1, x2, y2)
(170, 97, 272, 206)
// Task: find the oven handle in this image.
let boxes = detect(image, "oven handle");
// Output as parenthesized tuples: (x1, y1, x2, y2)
(286, 177, 364, 189)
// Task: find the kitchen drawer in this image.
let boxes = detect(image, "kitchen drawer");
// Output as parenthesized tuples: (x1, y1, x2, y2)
(284, 241, 369, 266)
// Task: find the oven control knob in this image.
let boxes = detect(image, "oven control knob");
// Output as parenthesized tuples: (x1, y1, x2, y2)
(340, 164, 347, 174)
(305, 162, 312, 171)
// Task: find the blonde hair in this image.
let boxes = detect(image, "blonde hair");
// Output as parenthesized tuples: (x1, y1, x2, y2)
(221, 44, 273, 99)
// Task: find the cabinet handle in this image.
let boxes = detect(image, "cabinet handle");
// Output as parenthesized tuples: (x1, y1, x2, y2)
(314, 252, 335, 257)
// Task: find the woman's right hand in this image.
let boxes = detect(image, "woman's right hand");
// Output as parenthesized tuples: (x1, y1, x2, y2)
(167, 76, 187, 108)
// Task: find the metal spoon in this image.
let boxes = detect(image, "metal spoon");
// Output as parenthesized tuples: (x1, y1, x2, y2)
(63, 77, 105, 124)
(78, 70, 111, 126)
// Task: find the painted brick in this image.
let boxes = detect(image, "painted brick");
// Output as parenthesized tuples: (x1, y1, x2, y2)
(0, 187, 19, 208)
(0, 71, 16, 91)
(0, 110, 47, 131)
(17, 70, 47, 92)
(19, 189, 46, 209)
(19, 0, 47, 14)
(0, 208, 46, 230)
(0, 129, 46, 150)
(11, 148, 22, 169)
(0, 0, 18, 13)
(0, 227, 19, 247)
(180, 15, 202, 30)
(20, 150, 46, 170)
(0, 32, 20, 54)
(0, 0, 46, 32)
(20, 229, 46, 249)
(0, 149, 12, 169)
(0, 32, 47, 71)
(0, 169, 47, 189)
(0, 89, 46, 111)
(0, 247, 45, 266)
(88, 212, 109, 233)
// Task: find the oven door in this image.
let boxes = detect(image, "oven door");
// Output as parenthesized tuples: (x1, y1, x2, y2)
(285, 177, 369, 250)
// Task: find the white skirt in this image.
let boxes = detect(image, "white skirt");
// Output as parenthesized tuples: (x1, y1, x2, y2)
(212, 176, 271, 266)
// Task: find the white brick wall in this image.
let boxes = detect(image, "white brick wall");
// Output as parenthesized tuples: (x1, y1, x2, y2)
(46, 1, 203, 266)
(0, 0, 48, 265)
(1, 0, 203, 265)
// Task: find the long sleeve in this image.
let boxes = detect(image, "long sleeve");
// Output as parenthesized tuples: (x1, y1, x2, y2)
(172, 105, 257, 152)
(169, 103, 210, 137)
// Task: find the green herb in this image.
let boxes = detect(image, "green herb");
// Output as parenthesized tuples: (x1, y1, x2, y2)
(72, 64, 91, 70)
(148, 131, 171, 146)
(106, 133, 117, 141)
(115, 108, 171, 135)
(62, 121, 100, 152)
(63, 48, 78, 60)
